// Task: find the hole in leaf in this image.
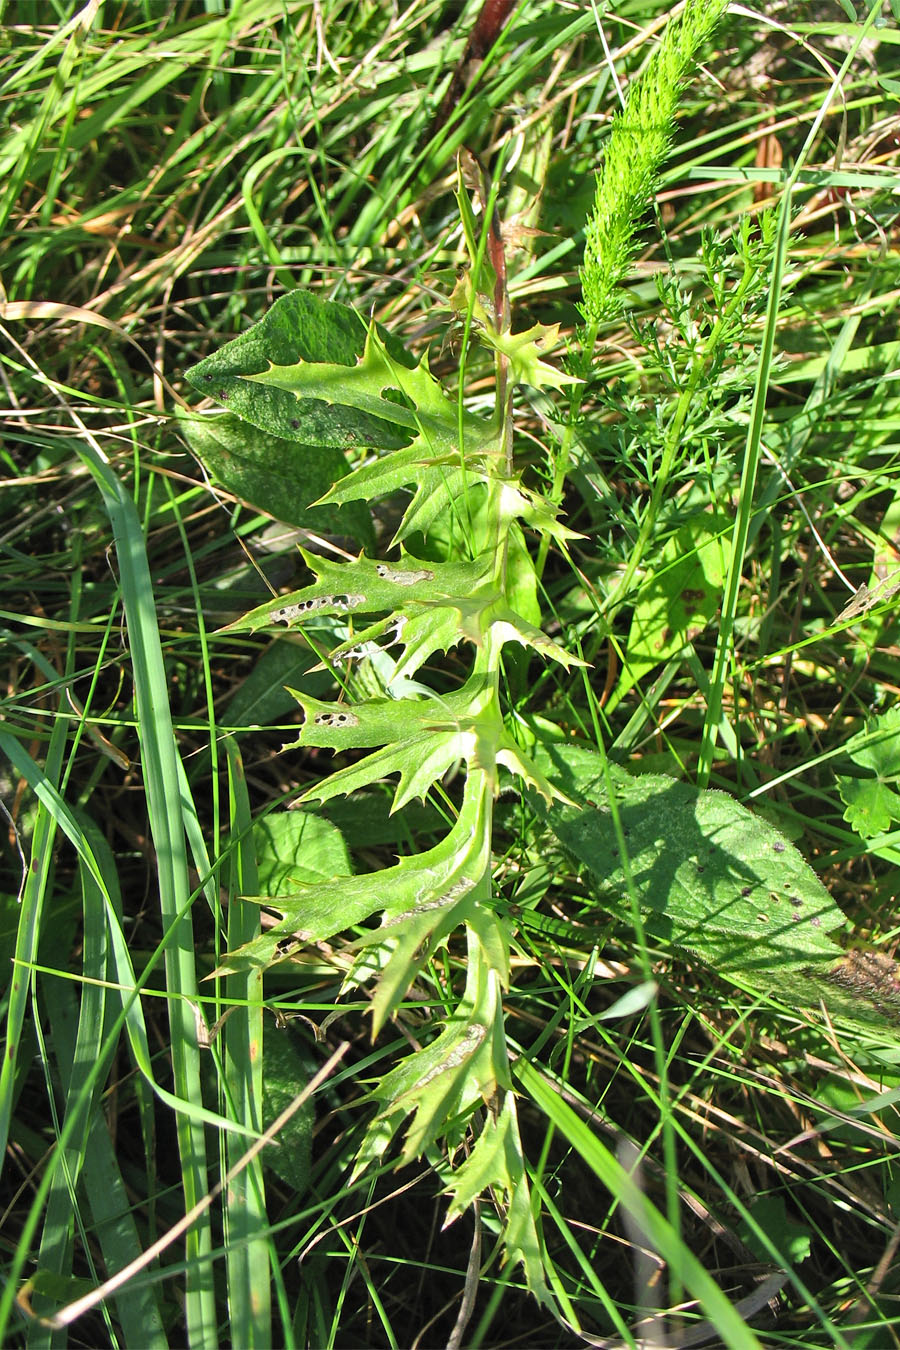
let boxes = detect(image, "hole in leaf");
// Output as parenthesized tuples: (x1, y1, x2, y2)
(314, 710, 359, 728)
(376, 564, 434, 586)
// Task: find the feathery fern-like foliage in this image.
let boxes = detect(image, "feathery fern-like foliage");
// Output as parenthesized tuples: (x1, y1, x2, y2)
(580, 0, 729, 325)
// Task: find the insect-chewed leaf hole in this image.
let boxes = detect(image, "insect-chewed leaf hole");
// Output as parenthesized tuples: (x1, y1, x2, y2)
(376, 563, 434, 586)
(313, 710, 359, 728)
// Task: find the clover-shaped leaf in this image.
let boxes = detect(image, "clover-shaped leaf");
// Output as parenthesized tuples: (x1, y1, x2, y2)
(836, 707, 900, 841)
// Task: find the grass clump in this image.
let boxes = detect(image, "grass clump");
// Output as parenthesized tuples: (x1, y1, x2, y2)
(3, 2, 900, 1347)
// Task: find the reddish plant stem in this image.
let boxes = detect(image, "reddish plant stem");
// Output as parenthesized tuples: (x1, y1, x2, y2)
(427, 0, 515, 145)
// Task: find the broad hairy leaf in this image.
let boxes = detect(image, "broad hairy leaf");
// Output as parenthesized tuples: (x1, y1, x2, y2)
(530, 744, 894, 1018)
(179, 410, 373, 545)
(184, 290, 413, 450)
(251, 810, 351, 895)
(260, 1027, 315, 1193)
(737, 1197, 812, 1266)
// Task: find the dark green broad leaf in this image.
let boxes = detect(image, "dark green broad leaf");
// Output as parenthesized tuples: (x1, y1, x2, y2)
(533, 744, 900, 1028)
(736, 1196, 812, 1266)
(261, 1026, 315, 1193)
(252, 809, 351, 896)
(184, 289, 413, 452)
(180, 411, 373, 547)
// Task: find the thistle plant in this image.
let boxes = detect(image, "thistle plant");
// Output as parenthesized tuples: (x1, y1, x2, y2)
(6, 2, 899, 1344)
(181, 0, 887, 1318)
(185, 172, 585, 1288)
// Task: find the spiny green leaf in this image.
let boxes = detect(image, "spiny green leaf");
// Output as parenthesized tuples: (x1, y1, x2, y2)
(325, 447, 496, 547)
(226, 549, 494, 633)
(286, 676, 497, 752)
(497, 741, 576, 807)
(486, 605, 586, 672)
(287, 676, 571, 810)
(479, 320, 580, 392)
(214, 778, 490, 976)
(245, 323, 464, 441)
(355, 927, 510, 1168)
(229, 550, 580, 678)
(301, 728, 477, 811)
(346, 795, 505, 1036)
(322, 434, 577, 552)
(498, 480, 585, 546)
(322, 438, 456, 498)
(443, 1093, 548, 1301)
(347, 887, 484, 1036)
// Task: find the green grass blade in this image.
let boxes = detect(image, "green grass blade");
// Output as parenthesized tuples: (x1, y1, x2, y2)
(697, 0, 885, 787)
(516, 1056, 763, 1350)
(696, 191, 791, 787)
(69, 441, 216, 1345)
(0, 717, 68, 1166)
(222, 736, 271, 1347)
